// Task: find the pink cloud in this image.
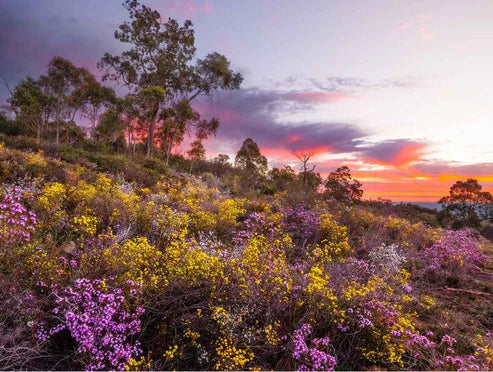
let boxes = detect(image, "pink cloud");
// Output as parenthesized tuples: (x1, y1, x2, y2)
(360, 140, 428, 167)
(287, 135, 302, 143)
(398, 14, 436, 40)
(282, 91, 352, 104)
(159, 0, 215, 17)
(399, 23, 411, 31)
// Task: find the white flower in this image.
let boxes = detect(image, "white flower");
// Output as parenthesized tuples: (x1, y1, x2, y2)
(368, 243, 406, 273)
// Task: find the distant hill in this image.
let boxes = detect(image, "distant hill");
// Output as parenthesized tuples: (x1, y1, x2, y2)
(393, 201, 441, 210)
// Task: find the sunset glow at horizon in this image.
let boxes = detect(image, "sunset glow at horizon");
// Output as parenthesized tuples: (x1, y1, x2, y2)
(1, 0, 492, 201)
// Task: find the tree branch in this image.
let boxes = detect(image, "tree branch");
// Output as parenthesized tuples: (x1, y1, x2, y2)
(0, 72, 13, 97)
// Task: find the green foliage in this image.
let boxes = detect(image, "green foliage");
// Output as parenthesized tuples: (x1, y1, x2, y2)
(235, 138, 268, 174)
(324, 166, 363, 204)
(0, 115, 30, 137)
(95, 108, 126, 150)
(438, 178, 493, 228)
(99, 0, 242, 158)
(394, 203, 440, 227)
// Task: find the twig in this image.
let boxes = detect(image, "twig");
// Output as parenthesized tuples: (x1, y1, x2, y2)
(0, 72, 13, 97)
(444, 287, 489, 296)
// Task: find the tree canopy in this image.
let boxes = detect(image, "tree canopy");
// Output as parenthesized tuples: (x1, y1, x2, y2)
(235, 138, 268, 174)
(438, 178, 493, 228)
(99, 0, 242, 158)
(324, 166, 363, 203)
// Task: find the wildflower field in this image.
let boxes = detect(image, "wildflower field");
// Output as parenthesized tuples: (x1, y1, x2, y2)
(0, 143, 491, 371)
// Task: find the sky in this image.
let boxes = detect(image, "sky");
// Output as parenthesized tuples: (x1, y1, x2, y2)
(0, 0, 492, 201)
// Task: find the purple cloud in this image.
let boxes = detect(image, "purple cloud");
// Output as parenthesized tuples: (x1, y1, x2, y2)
(357, 139, 428, 166)
(197, 88, 366, 154)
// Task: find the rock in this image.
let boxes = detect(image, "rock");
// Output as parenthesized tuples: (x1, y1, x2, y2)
(61, 241, 76, 255)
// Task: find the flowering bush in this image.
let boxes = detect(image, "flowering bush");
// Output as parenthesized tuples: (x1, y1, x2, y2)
(368, 243, 406, 273)
(38, 278, 144, 371)
(424, 229, 483, 280)
(0, 187, 37, 247)
(291, 323, 336, 371)
(233, 212, 278, 247)
(0, 145, 490, 371)
(281, 204, 320, 244)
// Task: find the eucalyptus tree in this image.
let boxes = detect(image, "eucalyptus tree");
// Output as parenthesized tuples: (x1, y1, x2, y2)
(324, 166, 363, 204)
(438, 178, 493, 228)
(79, 76, 117, 133)
(235, 138, 268, 175)
(39, 57, 103, 144)
(187, 139, 205, 174)
(8, 77, 53, 141)
(39, 57, 79, 144)
(99, 0, 242, 158)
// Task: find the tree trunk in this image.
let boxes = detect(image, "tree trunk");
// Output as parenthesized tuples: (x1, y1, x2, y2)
(165, 140, 172, 165)
(165, 133, 175, 166)
(146, 123, 154, 158)
(146, 104, 160, 159)
(36, 122, 41, 143)
(55, 100, 60, 145)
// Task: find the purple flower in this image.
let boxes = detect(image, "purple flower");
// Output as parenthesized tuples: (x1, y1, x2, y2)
(292, 323, 337, 371)
(441, 334, 457, 346)
(281, 205, 320, 243)
(0, 188, 37, 245)
(39, 278, 144, 371)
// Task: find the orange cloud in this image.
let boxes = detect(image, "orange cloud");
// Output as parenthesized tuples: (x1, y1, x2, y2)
(317, 161, 493, 202)
(393, 143, 427, 166)
(356, 170, 493, 202)
(437, 174, 493, 184)
(287, 135, 302, 143)
(361, 141, 428, 167)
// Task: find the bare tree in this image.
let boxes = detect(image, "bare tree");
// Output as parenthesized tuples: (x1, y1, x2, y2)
(293, 150, 316, 187)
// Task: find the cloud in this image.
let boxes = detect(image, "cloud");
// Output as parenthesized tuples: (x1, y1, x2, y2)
(0, 3, 117, 104)
(308, 76, 417, 93)
(194, 86, 490, 202)
(357, 139, 429, 166)
(197, 88, 366, 157)
(414, 161, 493, 180)
(155, 0, 215, 17)
(399, 14, 435, 40)
(282, 91, 351, 104)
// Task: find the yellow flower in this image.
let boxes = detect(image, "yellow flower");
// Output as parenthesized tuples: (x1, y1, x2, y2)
(215, 337, 254, 371)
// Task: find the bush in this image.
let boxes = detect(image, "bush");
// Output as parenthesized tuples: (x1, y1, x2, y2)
(424, 229, 483, 283)
(0, 143, 491, 371)
(3, 135, 40, 151)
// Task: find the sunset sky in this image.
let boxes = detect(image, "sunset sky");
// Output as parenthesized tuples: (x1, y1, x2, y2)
(1, 0, 492, 201)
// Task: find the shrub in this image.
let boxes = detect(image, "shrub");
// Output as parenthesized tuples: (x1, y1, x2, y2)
(368, 243, 406, 274)
(3, 135, 40, 150)
(281, 204, 320, 246)
(38, 278, 144, 371)
(291, 323, 336, 371)
(424, 229, 483, 282)
(0, 186, 37, 261)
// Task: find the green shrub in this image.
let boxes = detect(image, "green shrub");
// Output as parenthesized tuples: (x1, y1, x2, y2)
(3, 135, 41, 151)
